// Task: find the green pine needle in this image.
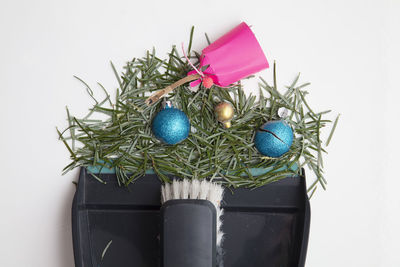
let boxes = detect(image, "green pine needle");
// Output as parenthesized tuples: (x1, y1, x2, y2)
(101, 240, 113, 261)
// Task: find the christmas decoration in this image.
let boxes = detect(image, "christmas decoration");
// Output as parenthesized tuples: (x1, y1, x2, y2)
(152, 101, 190, 145)
(146, 22, 269, 105)
(254, 120, 294, 158)
(214, 102, 234, 128)
(58, 25, 338, 193)
(186, 21, 269, 87)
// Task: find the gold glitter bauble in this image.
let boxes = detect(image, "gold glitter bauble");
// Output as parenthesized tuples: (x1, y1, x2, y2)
(215, 102, 234, 128)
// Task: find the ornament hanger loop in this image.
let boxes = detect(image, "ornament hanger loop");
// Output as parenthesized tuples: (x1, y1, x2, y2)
(162, 98, 172, 108)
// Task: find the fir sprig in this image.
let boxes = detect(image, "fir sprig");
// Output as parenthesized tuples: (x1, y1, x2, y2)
(58, 27, 338, 194)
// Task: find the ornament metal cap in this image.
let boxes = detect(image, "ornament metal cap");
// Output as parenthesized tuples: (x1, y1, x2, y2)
(278, 107, 288, 119)
(223, 121, 232, 128)
(162, 99, 173, 108)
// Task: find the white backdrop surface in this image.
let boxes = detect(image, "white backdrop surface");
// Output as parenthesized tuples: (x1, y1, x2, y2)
(0, 0, 399, 266)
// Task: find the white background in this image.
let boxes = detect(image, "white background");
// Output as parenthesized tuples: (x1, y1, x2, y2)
(1, 0, 399, 266)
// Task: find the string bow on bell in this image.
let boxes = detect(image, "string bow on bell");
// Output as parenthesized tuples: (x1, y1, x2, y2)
(145, 44, 215, 106)
(182, 43, 215, 89)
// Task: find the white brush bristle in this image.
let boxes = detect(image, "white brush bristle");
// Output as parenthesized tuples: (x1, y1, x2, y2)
(199, 180, 210, 200)
(161, 179, 225, 246)
(172, 180, 180, 199)
(181, 179, 189, 199)
(190, 179, 200, 199)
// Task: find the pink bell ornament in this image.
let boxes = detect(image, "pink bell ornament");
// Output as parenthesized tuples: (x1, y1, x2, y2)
(146, 22, 269, 105)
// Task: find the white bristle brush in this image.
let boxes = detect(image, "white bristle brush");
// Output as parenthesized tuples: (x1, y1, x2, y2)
(161, 179, 225, 246)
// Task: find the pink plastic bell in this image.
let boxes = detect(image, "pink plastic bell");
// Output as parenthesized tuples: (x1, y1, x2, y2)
(189, 22, 269, 87)
(146, 22, 269, 105)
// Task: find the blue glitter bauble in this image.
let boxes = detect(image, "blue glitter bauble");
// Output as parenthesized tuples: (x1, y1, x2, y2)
(254, 120, 294, 158)
(152, 106, 190, 145)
